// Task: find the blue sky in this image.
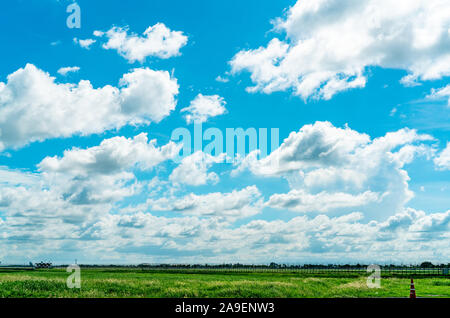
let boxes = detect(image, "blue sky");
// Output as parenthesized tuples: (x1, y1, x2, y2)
(0, 0, 449, 264)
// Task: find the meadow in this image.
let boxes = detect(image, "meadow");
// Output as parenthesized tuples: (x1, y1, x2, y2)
(0, 268, 449, 298)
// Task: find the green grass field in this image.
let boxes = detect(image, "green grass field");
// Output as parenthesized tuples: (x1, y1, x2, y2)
(0, 268, 449, 298)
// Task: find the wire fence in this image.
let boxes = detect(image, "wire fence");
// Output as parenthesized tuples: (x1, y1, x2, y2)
(2, 264, 449, 276)
(104, 265, 450, 277)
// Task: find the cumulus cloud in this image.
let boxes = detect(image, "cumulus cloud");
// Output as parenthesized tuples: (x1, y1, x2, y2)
(181, 94, 227, 124)
(378, 208, 450, 241)
(0, 64, 178, 150)
(39, 133, 180, 175)
(1, 158, 449, 263)
(434, 142, 450, 170)
(0, 166, 110, 225)
(3, 192, 448, 263)
(235, 121, 371, 176)
(0, 122, 446, 263)
(147, 185, 263, 220)
(169, 151, 225, 186)
(267, 189, 380, 213)
(0, 135, 179, 223)
(99, 23, 188, 63)
(73, 38, 96, 49)
(36, 134, 179, 205)
(118, 67, 179, 122)
(235, 121, 434, 217)
(230, 0, 450, 100)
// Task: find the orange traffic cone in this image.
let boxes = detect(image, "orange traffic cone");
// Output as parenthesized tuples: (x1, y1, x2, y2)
(409, 279, 416, 298)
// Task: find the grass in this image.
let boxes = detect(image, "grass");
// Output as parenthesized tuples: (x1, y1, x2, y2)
(0, 268, 449, 298)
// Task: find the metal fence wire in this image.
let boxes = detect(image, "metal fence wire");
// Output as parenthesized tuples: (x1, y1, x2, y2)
(1, 264, 449, 276)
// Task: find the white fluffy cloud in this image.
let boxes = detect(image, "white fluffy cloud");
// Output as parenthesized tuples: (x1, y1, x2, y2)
(0, 166, 111, 226)
(230, 0, 450, 99)
(1, 156, 449, 263)
(236, 121, 433, 217)
(36, 134, 179, 205)
(3, 189, 448, 263)
(267, 190, 380, 213)
(378, 208, 450, 241)
(0, 122, 447, 263)
(73, 38, 96, 49)
(427, 84, 450, 106)
(181, 94, 227, 124)
(0, 64, 178, 150)
(0, 135, 179, 225)
(57, 66, 80, 76)
(99, 23, 188, 63)
(434, 142, 450, 170)
(169, 151, 225, 186)
(118, 67, 179, 122)
(39, 133, 180, 175)
(147, 185, 263, 220)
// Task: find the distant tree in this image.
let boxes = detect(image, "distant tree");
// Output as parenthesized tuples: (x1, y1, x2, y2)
(420, 261, 434, 268)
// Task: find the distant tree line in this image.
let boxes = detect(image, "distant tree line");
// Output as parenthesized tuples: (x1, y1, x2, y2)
(64, 261, 450, 269)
